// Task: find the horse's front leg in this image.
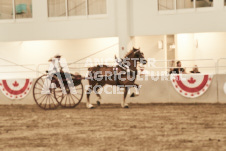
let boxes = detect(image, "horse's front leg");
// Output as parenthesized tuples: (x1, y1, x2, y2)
(94, 84, 104, 106)
(130, 83, 141, 97)
(86, 85, 94, 109)
(122, 86, 129, 108)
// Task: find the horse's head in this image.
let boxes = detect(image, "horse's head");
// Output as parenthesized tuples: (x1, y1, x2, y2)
(132, 47, 147, 65)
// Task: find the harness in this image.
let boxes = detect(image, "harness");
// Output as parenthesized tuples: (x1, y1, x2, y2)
(114, 58, 138, 85)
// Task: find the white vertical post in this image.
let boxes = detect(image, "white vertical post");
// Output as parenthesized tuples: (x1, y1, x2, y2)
(12, 0, 15, 20)
(65, 0, 68, 17)
(116, 0, 133, 58)
(194, 0, 196, 9)
(214, 0, 224, 10)
(86, 0, 88, 16)
(174, 0, 177, 10)
(164, 35, 168, 72)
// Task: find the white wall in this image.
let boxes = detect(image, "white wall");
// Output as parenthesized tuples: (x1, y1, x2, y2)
(134, 35, 167, 73)
(0, 0, 117, 41)
(0, 35, 169, 78)
(175, 34, 195, 71)
(0, 74, 221, 105)
(131, 0, 226, 36)
(0, 37, 119, 78)
(134, 35, 166, 59)
(175, 32, 226, 73)
(2, 0, 226, 42)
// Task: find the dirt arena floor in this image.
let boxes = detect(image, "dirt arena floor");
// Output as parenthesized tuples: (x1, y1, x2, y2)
(0, 103, 226, 151)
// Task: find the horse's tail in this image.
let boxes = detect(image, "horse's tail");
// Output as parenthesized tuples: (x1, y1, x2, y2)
(88, 67, 94, 71)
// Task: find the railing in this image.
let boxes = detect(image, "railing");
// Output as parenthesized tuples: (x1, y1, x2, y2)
(0, 57, 36, 79)
(0, 64, 36, 79)
(217, 58, 226, 74)
(36, 58, 217, 77)
(1, 57, 226, 79)
(36, 43, 118, 77)
(149, 59, 216, 75)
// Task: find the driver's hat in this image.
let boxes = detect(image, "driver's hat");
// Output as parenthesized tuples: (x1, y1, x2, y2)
(54, 53, 62, 58)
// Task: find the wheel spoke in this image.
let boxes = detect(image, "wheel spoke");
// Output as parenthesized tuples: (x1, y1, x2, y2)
(39, 95, 48, 106)
(71, 94, 79, 101)
(64, 95, 68, 107)
(49, 94, 56, 108)
(36, 82, 44, 88)
(34, 87, 43, 91)
(34, 75, 83, 109)
(36, 94, 46, 101)
(33, 75, 59, 110)
(70, 94, 76, 106)
(44, 96, 48, 109)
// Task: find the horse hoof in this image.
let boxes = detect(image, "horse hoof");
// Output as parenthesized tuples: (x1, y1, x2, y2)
(130, 93, 135, 97)
(97, 101, 101, 106)
(87, 104, 94, 109)
(124, 105, 129, 108)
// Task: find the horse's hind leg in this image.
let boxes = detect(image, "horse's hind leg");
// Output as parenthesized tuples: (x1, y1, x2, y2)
(122, 86, 129, 108)
(86, 85, 94, 109)
(130, 84, 141, 97)
(94, 84, 105, 106)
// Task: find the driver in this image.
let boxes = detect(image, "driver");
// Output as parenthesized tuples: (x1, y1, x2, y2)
(48, 54, 63, 73)
(48, 54, 73, 88)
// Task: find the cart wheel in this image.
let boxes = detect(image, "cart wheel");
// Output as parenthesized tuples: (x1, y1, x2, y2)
(54, 82, 84, 108)
(33, 74, 60, 110)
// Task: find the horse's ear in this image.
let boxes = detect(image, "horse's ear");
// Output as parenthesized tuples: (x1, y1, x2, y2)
(133, 47, 136, 51)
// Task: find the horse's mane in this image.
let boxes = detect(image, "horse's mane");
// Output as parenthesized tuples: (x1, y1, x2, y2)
(124, 49, 134, 58)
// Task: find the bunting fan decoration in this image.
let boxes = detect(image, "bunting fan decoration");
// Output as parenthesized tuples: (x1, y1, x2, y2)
(0, 79, 33, 99)
(170, 74, 213, 98)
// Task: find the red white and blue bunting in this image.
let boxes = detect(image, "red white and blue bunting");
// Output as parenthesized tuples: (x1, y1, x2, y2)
(170, 74, 213, 98)
(0, 79, 32, 99)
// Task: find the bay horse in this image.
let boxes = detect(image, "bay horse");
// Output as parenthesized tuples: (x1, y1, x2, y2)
(86, 47, 147, 108)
